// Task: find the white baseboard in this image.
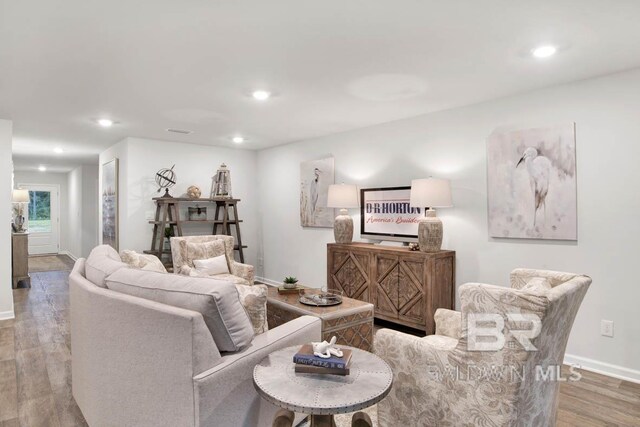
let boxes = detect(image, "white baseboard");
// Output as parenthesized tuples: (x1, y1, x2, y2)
(563, 354, 640, 384)
(0, 310, 15, 321)
(255, 276, 281, 287)
(59, 250, 78, 261)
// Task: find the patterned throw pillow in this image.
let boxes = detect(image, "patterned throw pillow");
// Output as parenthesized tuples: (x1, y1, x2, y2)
(522, 277, 552, 294)
(235, 284, 269, 335)
(120, 250, 167, 273)
(185, 240, 229, 269)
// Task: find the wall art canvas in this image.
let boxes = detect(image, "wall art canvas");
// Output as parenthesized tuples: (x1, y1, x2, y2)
(300, 157, 335, 227)
(102, 158, 119, 250)
(487, 123, 577, 240)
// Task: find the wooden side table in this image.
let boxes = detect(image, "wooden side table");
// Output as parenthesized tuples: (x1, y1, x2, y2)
(12, 232, 30, 288)
(267, 287, 374, 352)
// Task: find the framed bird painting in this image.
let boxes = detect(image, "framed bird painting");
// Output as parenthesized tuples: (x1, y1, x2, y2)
(487, 123, 577, 240)
(300, 157, 335, 227)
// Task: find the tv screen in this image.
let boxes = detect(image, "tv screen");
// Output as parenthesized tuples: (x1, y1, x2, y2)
(360, 186, 421, 242)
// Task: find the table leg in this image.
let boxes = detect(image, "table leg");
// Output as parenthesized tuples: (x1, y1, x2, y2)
(310, 414, 336, 427)
(351, 411, 373, 427)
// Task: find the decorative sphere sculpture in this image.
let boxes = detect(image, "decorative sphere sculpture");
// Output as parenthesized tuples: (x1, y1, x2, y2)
(155, 165, 176, 197)
(186, 185, 201, 199)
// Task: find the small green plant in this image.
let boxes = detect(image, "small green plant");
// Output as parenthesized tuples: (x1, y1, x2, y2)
(164, 227, 175, 240)
(283, 276, 299, 285)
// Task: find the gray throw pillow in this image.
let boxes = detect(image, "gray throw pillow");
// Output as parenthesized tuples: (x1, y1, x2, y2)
(85, 245, 129, 288)
(105, 268, 254, 352)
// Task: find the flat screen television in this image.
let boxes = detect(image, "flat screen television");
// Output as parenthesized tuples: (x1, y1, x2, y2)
(360, 186, 421, 243)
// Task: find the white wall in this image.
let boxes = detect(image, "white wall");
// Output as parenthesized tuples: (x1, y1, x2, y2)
(99, 138, 259, 265)
(0, 120, 14, 320)
(257, 69, 640, 379)
(14, 170, 70, 253)
(67, 165, 99, 258)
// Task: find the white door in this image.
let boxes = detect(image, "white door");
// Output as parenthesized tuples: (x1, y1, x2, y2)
(19, 184, 60, 255)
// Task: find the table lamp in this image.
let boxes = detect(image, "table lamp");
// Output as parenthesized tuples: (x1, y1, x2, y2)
(327, 184, 359, 244)
(409, 178, 452, 252)
(12, 189, 30, 232)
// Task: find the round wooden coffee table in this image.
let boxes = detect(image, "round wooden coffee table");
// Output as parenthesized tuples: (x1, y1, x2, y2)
(253, 345, 392, 427)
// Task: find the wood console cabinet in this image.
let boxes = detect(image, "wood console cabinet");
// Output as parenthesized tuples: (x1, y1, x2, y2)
(327, 243, 455, 334)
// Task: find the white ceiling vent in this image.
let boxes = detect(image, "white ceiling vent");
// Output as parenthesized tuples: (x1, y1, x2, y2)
(166, 128, 193, 135)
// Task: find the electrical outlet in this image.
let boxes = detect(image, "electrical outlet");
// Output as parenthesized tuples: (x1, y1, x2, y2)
(601, 320, 614, 337)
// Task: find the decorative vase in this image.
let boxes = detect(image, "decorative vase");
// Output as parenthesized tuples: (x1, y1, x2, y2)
(333, 209, 354, 244)
(418, 209, 443, 252)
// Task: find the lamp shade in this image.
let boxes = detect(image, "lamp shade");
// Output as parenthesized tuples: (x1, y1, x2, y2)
(409, 178, 453, 208)
(12, 189, 30, 203)
(327, 184, 359, 208)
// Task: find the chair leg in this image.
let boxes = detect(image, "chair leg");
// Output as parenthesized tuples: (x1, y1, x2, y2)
(351, 411, 373, 427)
(272, 409, 295, 427)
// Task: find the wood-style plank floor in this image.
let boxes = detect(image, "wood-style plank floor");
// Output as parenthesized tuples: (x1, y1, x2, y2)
(1, 270, 638, 426)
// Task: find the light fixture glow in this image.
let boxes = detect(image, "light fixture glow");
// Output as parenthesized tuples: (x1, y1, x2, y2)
(232, 136, 245, 144)
(252, 90, 271, 101)
(53, 147, 64, 154)
(531, 45, 557, 59)
(38, 165, 47, 172)
(97, 118, 114, 127)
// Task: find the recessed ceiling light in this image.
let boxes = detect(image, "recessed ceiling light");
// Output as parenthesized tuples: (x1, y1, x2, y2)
(53, 147, 64, 154)
(232, 136, 245, 144)
(531, 45, 557, 59)
(252, 90, 271, 101)
(38, 165, 47, 172)
(97, 118, 114, 127)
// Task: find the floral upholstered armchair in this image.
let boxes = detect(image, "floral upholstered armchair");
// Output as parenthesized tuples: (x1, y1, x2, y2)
(375, 269, 591, 427)
(170, 235, 255, 284)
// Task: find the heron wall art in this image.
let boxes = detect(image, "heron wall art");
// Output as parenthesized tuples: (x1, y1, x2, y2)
(487, 123, 577, 240)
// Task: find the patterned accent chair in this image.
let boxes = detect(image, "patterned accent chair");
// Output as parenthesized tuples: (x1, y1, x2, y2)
(170, 235, 255, 284)
(375, 269, 591, 426)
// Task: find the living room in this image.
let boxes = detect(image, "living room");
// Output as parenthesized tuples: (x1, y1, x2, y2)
(1, 1, 640, 426)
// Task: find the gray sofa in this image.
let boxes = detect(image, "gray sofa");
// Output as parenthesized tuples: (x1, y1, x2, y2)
(70, 254, 321, 427)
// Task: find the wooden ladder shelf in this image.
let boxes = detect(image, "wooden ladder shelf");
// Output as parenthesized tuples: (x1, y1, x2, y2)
(144, 197, 247, 267)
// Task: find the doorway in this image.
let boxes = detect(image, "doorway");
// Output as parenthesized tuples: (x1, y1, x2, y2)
(18, 183, 60, 254)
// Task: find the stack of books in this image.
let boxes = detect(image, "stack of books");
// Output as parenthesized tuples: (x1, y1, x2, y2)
(293, 344, 352, 376)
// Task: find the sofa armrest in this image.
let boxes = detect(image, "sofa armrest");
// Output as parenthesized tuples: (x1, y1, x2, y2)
(231, 261, 255, 284)
(193, 315, 321, 427)
(434, 308, 462, 339)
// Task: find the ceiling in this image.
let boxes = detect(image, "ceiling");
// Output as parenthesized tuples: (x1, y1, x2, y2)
(3, 0, 640, 172)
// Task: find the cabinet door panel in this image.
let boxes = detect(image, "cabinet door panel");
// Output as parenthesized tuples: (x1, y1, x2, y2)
(329, 249, 371, 302)
(375, 255, 399, 318)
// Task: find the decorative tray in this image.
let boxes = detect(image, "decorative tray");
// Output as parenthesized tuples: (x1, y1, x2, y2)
(298, 292, 343, 307)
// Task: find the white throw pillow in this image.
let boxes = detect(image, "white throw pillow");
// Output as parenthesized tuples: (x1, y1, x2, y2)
(194, 255, 230, 276)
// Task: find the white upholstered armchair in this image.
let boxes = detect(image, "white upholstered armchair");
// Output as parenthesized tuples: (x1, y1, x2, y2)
(375, 268, 591, 427)
(171, 235, 255, 284)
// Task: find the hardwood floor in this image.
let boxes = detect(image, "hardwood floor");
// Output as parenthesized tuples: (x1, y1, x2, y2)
(0, 270, 638, 426)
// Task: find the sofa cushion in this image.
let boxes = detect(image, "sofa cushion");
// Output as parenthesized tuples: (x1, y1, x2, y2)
(236, 284, 268, 335)
(194, 255, 230, 276)
(85, 245, 129, 288)
(105, 268, 254, 352)
(120, 250, 167, 273)
(185, 240, 229, 269)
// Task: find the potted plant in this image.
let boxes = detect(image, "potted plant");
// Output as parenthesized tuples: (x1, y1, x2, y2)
(283, 276, 299, 290)
(164, 227, 175, 250)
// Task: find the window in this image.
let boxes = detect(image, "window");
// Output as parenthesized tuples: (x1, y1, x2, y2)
(28, 190, 52, 233)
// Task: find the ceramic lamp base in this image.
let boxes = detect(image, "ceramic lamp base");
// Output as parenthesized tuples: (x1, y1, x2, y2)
(418, 209, 443, 252)
(334, 209, 354, 244)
